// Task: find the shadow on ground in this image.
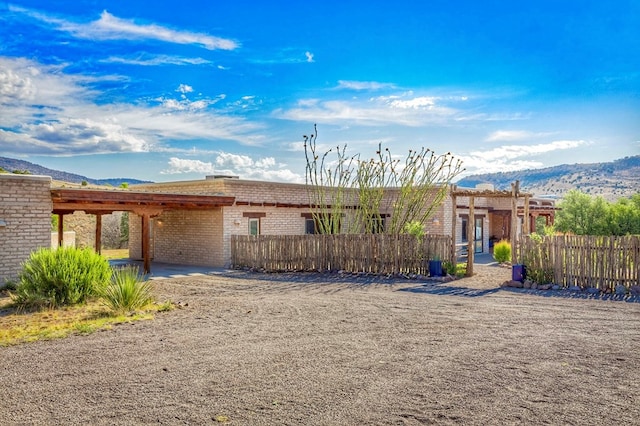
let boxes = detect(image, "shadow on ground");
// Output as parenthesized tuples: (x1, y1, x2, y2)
(398, 284, 501, 298)
(500, 286, 640, 303)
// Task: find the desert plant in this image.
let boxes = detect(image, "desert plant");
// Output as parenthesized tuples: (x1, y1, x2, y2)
(403, 220, 425, 239)
(12, 247, 111, 310)
(101, 266, 154, 313)
(493, 240, 511, 263)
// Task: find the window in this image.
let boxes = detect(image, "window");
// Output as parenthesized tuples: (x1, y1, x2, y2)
(305, 218, 316, 234)
(302, 213, 341, 234)
(371, 215, 386, 234)
(248, 218, 260, 236)
(461, 218, 468, 242)
(243, 212, 265, 236)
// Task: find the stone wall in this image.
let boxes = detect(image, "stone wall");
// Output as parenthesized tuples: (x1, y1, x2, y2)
(0, 175, 52, 283)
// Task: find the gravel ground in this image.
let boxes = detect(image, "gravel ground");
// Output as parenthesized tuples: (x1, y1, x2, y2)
(2, 264, 640, 425)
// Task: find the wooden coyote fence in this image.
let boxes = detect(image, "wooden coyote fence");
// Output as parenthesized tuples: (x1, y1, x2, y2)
(517, 235, 640, 289)
(231, 234, 453, 275)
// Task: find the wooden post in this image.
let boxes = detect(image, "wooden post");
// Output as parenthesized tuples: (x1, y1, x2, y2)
(450, 190, 457, 264)
(466, 196, 475, 277)
(95, 213, 102, 255)
(511, 181, 519, 264)
(523, 194, 530, 236)
(142, 213, 151, 274)
(57, 213, 64, 247)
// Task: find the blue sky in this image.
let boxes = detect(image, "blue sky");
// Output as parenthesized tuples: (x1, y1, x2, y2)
(0, 1, 638, 183)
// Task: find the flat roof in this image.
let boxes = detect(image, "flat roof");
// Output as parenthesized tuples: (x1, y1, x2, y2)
(51, 188, 235, 214)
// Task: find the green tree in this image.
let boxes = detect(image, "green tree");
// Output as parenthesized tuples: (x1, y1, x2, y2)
(555, 190, 640, 235)
(608, 197, 640, 235)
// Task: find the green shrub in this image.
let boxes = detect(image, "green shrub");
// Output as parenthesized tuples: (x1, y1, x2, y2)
(493, 240, 511, 263)
(12, 247, 111, 310)
(102, 266, 154, 313)
(442, 261, 466, 278)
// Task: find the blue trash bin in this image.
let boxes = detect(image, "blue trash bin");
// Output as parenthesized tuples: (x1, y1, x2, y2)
(512, 264, 526, 282)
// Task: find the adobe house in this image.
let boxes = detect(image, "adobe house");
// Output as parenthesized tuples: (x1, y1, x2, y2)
(129, 176, 556, 270)
(0, 173, 555, 281)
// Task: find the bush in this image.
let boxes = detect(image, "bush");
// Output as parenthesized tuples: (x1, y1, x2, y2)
(102, 266, 154, 313)
(493, 240, 511, 263)
(12, 247, 111, 310)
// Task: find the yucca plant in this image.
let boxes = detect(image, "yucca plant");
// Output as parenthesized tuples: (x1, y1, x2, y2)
(102, 266, 154, 313)
(12, 247, 112, 310)
(493, 240, 512, 264)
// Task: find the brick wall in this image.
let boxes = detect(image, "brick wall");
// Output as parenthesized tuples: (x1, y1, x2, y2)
(129, 209, 225, 267)
(0, 175, 52, 283)
(130, 177, 454, 267)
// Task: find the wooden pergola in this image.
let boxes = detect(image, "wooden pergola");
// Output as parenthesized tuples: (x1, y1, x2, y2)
(450, 181, 532, 277)
(51, 189, 235, 274)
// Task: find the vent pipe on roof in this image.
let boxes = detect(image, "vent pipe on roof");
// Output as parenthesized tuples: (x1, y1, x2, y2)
(206, 175, 240, 180)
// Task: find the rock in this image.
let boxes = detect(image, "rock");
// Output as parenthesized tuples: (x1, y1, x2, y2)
(509, 280, 524, 288)
(531, 282, 538, 290)
(568, 285, 582, 292)
(523, 281, 531, 289)
(552, 284, 562, 291)
(586, 287, 601, 295)
(538, 284, 552, 291)
(615, 284, 628, 295)
(629, 286, 640, 296)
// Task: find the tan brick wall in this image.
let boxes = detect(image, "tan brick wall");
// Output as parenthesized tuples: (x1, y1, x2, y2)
(0, 175, 52, 283)
(129, 209, 225, 267)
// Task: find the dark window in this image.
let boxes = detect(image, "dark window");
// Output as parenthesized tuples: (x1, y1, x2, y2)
(305, 218, 316, 234)
(461, 218, 468, 242)
(371, 215, 385, 234)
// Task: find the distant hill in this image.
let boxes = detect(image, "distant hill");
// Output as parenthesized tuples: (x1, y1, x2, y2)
(457, 155, 640, 201)
(0, 156, 152, 186)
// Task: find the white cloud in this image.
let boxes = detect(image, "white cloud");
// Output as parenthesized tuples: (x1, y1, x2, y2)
(177, 84, 193, 94)
(162, 153, 303, 183)
(9, 6, 239, 50)
(102, 55, 212, 66)
(389, 96, 437, 109)
(163, 158, 215, 174)
(485, 130, 555, 142)
(277, 94, 458, 126)
(305, 51, 314, 63)
(0, 57, 260, 155)
(458, 140, 589, 175)
(469, 140, 587, 161)
(336, 80, 397, 91)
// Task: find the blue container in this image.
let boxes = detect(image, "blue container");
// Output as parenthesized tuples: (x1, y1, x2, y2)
(429, 260, 443, 277)
(512, 264, 526, 282)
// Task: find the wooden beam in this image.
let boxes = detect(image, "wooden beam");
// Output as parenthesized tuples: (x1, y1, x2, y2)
(57, 213, 64, 247)
(450, 191, 457, 264)
(510, 181, 519, 264)
(142, 213, 151, 274)
(466, 196, 474, 277)
(523, 194, 530, 236)
(95, 214, 102, 255)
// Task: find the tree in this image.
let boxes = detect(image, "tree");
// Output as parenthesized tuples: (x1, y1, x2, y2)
(303, 125, 464, 234)
(608, 197, 640, 235)
(555, 190, 640, 235)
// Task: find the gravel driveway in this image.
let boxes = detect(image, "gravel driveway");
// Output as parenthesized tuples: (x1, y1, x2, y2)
(2, 264, 639, 425)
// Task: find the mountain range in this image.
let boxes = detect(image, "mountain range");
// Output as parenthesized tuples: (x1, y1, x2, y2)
(0, 157, 150, 186)
(1, 155, 638, 200)
(456, 155, 639, 201)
